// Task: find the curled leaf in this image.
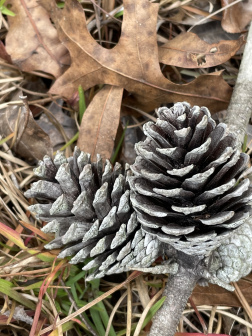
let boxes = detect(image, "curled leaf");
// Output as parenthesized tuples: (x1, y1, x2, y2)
(221, 0, 252, 33)
(0, 92, 53, 160)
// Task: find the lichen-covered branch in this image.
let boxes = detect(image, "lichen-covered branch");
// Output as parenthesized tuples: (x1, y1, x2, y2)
(224, 22, 252, 145)
(149, 266, 199, 336)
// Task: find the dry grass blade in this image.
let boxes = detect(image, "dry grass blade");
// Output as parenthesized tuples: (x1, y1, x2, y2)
(215, 313, 222, 334)
(45, 292, 63, 336)
(184, 307, 252, 329)
(123, 105, 157, 122)
(188, 0, 243, 31)
(208, 306, 217, 333)
(244, 312, 252, 336)
(188, 297, 208, 334)
(133, 287, 163, 336)
(39, 271, 142, 335)
(136, 275, 150, 309)
(126, 282, 132, 336)
(29, 260, 67, 336)
(181, 315, 202, 333)
(105, 291, 127, 336)
(0, 267, 52, 278)
(232, 281, 252, 322)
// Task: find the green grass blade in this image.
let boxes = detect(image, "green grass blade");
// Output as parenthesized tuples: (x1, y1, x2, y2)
(56, 1, 65, 8)
(57, 131, 79, 153)
(66, 270, 86, 286)
(90, 305, 106, 336)
(1, 6, 15, 16)
(114, 9, 123, 17)
(96, 300, 116, 336)
(62, 321, 74, 332)
(0, 279, 36, 310)
(0, 132, 14, 145)
(110, 121, 128, 164)
(88, 279, 116, 336)
(141, 296, 166, 329)
(21, 280, 44, 291)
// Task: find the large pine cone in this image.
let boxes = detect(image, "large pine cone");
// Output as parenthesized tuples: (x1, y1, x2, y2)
(25, 148, 160, 279)
(130, 102, 252, 256)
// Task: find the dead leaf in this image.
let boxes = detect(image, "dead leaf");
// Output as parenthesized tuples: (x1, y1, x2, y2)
(221, 0, 252, 33)
(191, 274, 252, 307)
(77, 85, 123, 161)
(5, 0, 70, 77)
(41, 0, 232, 113)
(0, 41, 12, 63)
(0, 92, 53, 160)
(36, 99, 77, 151)
(192, 21, 241, 45)
(158, 33, 245, 68)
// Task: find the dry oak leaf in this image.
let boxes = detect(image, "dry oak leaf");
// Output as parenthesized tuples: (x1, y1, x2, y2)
(36, 99, 77, 151)
(41, 0, 232, 113)
(0, 92, 53, 160)
(0, 41, 12, 64)
(77, 85, 123, 161)
(159, 32, 245, 68)
(5, 0, 70, 78)
(221, 0, 252, 33)
(191, 274, 252, 307)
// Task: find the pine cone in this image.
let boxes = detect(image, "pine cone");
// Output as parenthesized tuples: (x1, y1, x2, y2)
(25, 148, 160, 279)
(209, 217, 252, 284)
(130, 102, 252, 256)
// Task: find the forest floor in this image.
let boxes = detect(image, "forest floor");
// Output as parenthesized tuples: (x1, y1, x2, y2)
(0, 0, 252, 335)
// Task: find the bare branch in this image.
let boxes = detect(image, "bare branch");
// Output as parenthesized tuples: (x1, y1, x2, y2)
(225, 22, 252, 145)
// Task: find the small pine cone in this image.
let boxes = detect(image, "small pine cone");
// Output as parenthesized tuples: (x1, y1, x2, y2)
(210, 218, 252, 284)
(130, 102, 252, 256)
(25, 148, 160, 279)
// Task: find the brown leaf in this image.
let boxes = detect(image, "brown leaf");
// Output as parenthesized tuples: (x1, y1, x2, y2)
(41, 0, 232, 113)
(5, 0, 70, 77)
(191, 274, 252, 307)
(77, 85, 123, 161)
(0, 92, 53, 160)
(221, 0, 252, 33)
(158, 32, 245, 68)
(36, 99, 77, 151)
(0, 41, 12, 63)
